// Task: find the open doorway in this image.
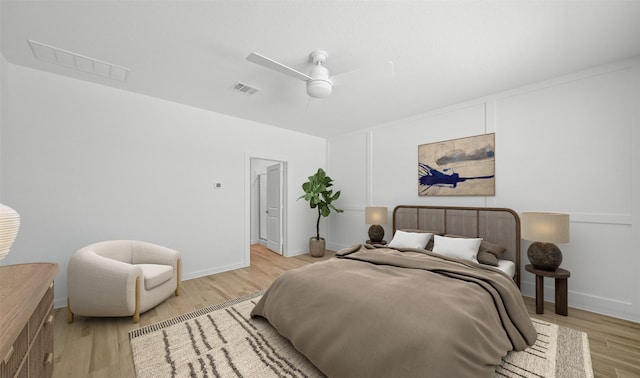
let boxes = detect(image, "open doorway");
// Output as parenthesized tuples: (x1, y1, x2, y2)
(249, 157, 287, 258)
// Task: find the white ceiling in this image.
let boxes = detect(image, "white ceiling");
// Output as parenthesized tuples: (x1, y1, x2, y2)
(2, 1, 640, 138)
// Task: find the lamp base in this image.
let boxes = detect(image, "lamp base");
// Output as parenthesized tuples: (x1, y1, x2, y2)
(368, 225, 384, 243)
(527, 242, 563, 271)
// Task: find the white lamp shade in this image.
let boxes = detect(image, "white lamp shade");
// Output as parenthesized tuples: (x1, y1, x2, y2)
(365, 207, 388, 225)
(521, 212, 569, 243)
(0, 203, 21, 260)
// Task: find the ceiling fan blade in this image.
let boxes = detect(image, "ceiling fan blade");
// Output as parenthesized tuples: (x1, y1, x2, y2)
(246, 52, 311, 82)
(330, 61, 395, 86)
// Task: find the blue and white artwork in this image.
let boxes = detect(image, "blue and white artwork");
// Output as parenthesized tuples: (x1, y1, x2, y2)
(418, 133, 495, 196)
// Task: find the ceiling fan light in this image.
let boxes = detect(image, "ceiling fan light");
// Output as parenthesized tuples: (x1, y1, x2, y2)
(306, 80, 332, 98)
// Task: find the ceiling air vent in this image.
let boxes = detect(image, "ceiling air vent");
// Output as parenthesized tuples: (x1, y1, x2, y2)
(28, 40, 130, 82)
(231, 82, 260, 95)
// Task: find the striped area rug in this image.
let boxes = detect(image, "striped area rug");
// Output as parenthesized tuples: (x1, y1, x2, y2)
(129, 292, 593, 378)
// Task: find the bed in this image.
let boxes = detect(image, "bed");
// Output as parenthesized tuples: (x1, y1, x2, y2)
(251, 205, 536, 378)
(393, 205, 522, 287)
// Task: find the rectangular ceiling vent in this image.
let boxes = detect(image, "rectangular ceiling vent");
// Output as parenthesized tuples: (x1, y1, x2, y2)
(28, 40, 131, 82)
(231, 81, 260, 95)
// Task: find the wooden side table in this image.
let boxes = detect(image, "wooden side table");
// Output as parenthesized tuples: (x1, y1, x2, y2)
(525, 264, 570, 316)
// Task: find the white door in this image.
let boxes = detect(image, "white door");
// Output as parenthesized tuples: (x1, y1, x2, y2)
(266, 163, 283, 254)
(259, 174, 268, 240)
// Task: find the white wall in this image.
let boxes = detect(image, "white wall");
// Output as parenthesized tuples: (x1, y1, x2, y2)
(2, 54, 638, 322)
(0, 53, 7, 199)
(0, 64, 326, 308)
(0, 7, 3, 200)
(327, 57, 640, 322)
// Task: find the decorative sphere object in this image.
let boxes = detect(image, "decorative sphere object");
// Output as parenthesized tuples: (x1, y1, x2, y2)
(368, 225, 385, 243)
(0, 203, 21, 261)
(527, 242, 562, 271)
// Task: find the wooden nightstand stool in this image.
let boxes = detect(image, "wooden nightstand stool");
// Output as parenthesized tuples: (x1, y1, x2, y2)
(525, 264, 571, 316)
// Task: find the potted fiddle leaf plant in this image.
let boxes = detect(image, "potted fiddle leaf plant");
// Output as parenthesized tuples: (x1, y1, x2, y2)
(299, 168, 343, 257)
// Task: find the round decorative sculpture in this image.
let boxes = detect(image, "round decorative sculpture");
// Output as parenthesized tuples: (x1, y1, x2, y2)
(0, 203, 21, 261)
(527, 241, 562, 271)
(368, 225, 385, 243)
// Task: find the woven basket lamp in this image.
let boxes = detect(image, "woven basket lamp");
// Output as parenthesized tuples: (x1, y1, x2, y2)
(521, 212, 570, 271)
(365, 207, 388, 243)
(0, 203, 21, 261)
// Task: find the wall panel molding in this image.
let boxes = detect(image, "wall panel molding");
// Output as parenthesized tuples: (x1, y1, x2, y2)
(521, 282, 636, 322)
(569, 213, 631, 225)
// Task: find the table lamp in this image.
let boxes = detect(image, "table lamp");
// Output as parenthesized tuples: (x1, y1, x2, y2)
(365, 206, 388, 243)
(521, 212, 569, 271)
(0, 203, 21, 261)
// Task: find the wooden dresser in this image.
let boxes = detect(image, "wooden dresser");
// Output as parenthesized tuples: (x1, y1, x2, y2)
(0, 263, 58, 378)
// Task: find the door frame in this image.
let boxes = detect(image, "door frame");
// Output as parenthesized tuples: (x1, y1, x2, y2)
(244, 153, 288, 266)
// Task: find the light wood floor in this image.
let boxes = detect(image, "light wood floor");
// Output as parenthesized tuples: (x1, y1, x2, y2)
(53, 244, 639, 378)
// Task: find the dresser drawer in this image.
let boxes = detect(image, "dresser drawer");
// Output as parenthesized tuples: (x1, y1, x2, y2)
(29, 283, 54, 343)
(28, 308, 54, 378)
(0, 326, 28, 378)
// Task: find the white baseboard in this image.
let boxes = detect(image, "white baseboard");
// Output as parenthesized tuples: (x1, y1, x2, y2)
(327, 242, 351, 252)
(182, 262, 248, 281)
(55, 261, 250, 309)
(286, 248, 308, 257)
(521, 281, 638, 323)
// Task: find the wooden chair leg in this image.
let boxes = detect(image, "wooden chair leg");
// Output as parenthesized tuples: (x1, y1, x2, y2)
(133, 277, 140, 323)
(175, 258, 181, 296)
(67, 297, 74, 323)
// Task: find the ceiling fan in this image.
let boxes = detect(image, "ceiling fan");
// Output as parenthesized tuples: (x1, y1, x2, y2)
(246, 50, 394, 99)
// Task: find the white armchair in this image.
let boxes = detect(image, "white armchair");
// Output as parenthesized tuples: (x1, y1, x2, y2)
(67, 240, 181, 323)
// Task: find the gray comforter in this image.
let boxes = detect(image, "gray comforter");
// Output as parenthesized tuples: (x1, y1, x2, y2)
(251, 244, 537, 378)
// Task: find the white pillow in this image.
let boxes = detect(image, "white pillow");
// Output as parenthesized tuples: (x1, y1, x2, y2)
(388, 230, 433, 249)
(432, 235, 482, 261)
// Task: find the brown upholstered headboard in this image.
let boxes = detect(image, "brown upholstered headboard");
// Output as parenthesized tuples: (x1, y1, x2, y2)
(393, 205, 521, 288)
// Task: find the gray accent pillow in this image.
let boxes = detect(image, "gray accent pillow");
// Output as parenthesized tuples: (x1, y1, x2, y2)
(477, 241, 506, 266)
